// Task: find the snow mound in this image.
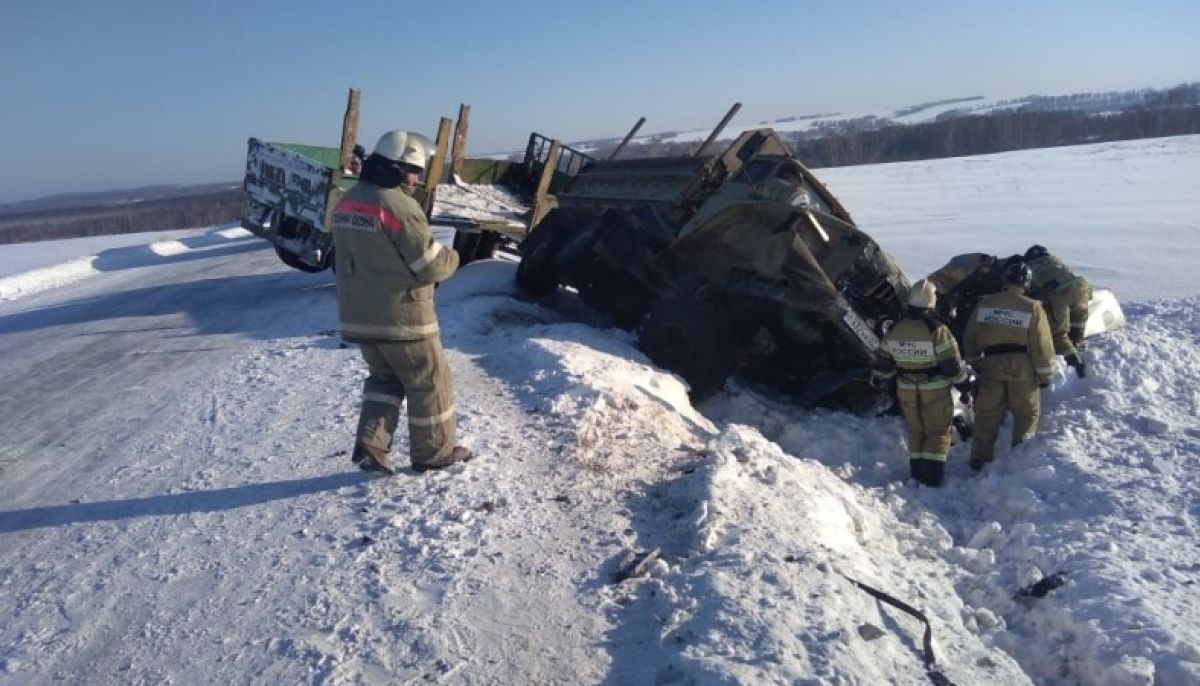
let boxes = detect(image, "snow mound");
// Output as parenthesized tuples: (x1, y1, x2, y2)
(0, 226, 253, 301)
(0, 256, 99, 301)
(440, 259, 713, 473)
(608, 425, 1030, 684)
(702, 297, 1200, 685)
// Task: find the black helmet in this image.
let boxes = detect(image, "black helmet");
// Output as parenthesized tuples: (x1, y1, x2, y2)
(1004, 261, 1033, 289)
(1025, 245, 1049, 260)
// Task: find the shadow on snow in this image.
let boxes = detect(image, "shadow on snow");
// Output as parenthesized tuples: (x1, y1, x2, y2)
(0, 471, 368, 534)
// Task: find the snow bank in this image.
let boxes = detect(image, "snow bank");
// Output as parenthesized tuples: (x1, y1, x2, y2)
(438, 260, 713, 468)
(0, 256, 99, 301)
(702, 297, 1200, 685)
(0, 226, 252, 301)
(614, 425, 1031, 684)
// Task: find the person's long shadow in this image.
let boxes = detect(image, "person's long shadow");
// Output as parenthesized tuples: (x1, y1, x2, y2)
(0, 271, 335, 339)
(0, 472, 366, 534)
(90, 232, 265, 272)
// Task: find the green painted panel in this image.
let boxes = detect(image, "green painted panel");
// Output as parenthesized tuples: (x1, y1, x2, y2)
(459, 158, 514, 185)
(272, 143, 343, 170)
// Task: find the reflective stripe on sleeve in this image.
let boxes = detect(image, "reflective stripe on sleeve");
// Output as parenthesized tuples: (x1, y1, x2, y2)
(408, 242, 444, 273)
(409, 406, 455, 427)
(363, 392, 403, 408)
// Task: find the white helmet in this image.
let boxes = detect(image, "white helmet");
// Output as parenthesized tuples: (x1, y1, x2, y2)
(373, 130, 431, 170)
(907, 279, 937, 309)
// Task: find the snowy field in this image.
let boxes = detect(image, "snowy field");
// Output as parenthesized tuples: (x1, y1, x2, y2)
(817, 135, 1200, 301)
(0, 136, 1197, 685)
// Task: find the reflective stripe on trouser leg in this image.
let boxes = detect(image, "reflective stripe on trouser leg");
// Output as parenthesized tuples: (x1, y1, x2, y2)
(1008, 378, 1041, 446)
(971, 377, 1008, 463)
(356, 343, 406, 456)
(375, 337, 457, 464)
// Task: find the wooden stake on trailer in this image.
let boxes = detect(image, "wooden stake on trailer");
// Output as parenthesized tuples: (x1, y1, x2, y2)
(450, 103, 471, 177)
(528, 139, 562, 230)
(337, 88, 361, 174)
(694, 102, 742, 157)
(422, 117, 453, 217)
(325, 87, 361, 228)
(608, 117, 647, 161)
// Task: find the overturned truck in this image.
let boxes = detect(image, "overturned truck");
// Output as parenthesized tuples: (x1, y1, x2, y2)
(514, 123, 911, 410)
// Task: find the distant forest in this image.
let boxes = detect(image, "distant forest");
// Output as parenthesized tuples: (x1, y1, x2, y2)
(0, 189, 245, 245)
(592, 83, 1200, 167)
(789, 104, 1200, 167)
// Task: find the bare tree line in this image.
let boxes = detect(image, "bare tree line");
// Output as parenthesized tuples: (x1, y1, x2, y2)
(790, 105, 1200, 168)
(585, 103, 1200, 168)
(0, 190, 245, 245)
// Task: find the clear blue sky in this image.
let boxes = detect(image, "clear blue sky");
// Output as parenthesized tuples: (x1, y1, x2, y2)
(1, 0, 1196, 204)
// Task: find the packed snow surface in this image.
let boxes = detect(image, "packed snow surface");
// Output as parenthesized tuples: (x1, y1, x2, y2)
(1, 136, 1198, 685)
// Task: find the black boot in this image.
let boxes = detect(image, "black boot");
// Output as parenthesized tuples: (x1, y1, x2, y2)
(910, 458, 946, 487)
(353, 444, 396, 475)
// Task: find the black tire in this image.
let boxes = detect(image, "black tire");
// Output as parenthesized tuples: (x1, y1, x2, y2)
(577, 260, 649, 329)
(475, 231, 502, 260)
(639, 298, 737, 397)
(516, 214, 573, 296)
(274, 245, 328, 273)
(453, 230, 483, 264)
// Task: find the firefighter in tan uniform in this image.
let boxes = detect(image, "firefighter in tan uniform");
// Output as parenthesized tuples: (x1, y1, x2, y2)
(875, 280, 970, 487)
(1024, 245, 1092, 377)
(925, 252, 1023, 342)
(926, 253, 997, 310)
(330, 130, 472, 474)
(963, 261, 1056, 470)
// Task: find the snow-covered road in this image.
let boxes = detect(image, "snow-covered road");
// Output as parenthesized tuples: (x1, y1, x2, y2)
(1, 136, 1198, 685)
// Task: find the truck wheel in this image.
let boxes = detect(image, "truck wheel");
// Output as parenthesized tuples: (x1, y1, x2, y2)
(453, 230, 482, 264)
(640, 298, 736, 398)
(475, 231, 502, 260)
(516, 220, 569, 296)
(274, 245, 328, 273)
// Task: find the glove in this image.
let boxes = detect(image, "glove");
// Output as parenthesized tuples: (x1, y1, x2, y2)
(1065, 353, 1087, 378)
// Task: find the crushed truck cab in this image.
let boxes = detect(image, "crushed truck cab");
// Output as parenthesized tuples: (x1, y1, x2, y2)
(515, 128, 910, 409)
